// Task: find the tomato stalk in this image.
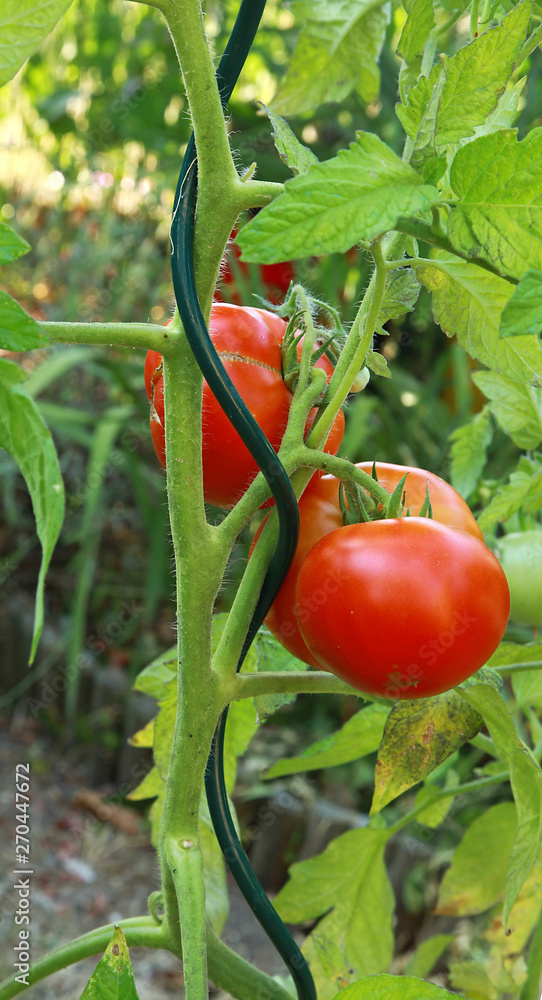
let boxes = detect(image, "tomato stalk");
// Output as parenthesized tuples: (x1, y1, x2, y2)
(521, 909, 542, 1000)
(39, 321, 175, 353)
(0, 919, 169, 1000)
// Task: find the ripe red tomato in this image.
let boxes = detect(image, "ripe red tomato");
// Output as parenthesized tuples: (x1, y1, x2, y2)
(294, 518, 510, 699)
(144, 304, 344, 508)
(214, 227, 294, 304)
(262, 462, 484, 667)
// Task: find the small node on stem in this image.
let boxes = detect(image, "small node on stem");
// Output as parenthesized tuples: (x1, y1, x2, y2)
(182, 839, 195, 849)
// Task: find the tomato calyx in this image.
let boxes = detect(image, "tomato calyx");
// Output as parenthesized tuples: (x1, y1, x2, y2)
(336, 465, 435, 527)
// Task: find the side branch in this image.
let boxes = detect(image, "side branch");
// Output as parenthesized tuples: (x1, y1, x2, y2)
(42, 321, 175, 353)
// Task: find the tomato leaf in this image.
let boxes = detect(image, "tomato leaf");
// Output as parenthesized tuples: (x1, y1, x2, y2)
(472, 371, 542, 450)
(414, 768, 460, 828)
(0, 290, 49, 352)
(78, 926, 140, 1000)
(449, 406, 493, 499)
(396, 64, 444, 168)
(397, 0, 435, 64)
(365, 350, 391, 379)
(253, 627, 309, 722)
(376, 267, 421, 332)
(0, 359, 65, 662)
(459, 683, 542, 925)
(404, 935, 454, 978)
(331, 973, 461, 999)
(416, 253, 542, 385)
(370, 691, 482, 814)
(396, 4, 529, 158)
(264, 702, 390, 779)
(271, 0, 390, 116)
(237, 133, 440, 264)
(0, 1, 74, 88)
(477, 456, 542, 532)
(259, 104, 318, 176)
(133, 648, 176, 701)
(275, 827, 394, 989)
(0, 221, 31, 264)
(500, 268, 542, 337)
(436, 2, 530, 145)
(448, 128, 542, 281)
(436, 801, 517, 915)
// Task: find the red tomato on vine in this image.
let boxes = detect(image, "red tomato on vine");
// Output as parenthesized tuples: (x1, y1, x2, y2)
(295, 518, 510, 699)
(261, 462, 486, 668)
(144, 303, 344, 508)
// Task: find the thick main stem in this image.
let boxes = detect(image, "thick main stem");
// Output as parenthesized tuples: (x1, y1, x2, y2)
(158, 335, 228, 987)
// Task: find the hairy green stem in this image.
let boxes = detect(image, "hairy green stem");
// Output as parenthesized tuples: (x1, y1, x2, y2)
(306, 236, 388, 454)
(0, 920, 169, 1000)
(387, 771, 509, 835)
(521, 909, 542, 1000)
(395, 217, 519, 283)
(41, 321, 175, 353)
(159, 337, 229, 976)
(518, 22, 542, 65)
(234, 670, 373, 700)
(168, 842, 210, 998)
(207, 925, 293, 1000)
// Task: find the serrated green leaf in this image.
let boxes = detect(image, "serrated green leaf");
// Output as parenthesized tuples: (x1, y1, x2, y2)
(0, 221, 30, 264)
(272, 0, 390, 116)
(404, 935, 454, 978)
(133, 649, 176, 700)
(78, 927, 140, 1000)
(449, 406, 493, 498)
(500, 268, 542, 337)
(509, 644, 542, 710)
(477, 457, 542, 532)
(276, 827, 394, 984)
(264, 702, 389, 779)
(448, 128, 542, 281)
(460, 683, 542, 924)
(0, 0, 74, 88)
(377, 267, 421, 330)
(253, 627, 309, 722)
(0, 360, 65, 661)
(0, 290, 48, 352)
(436, 801, 517, 915)
(436, 2, 531, 146)
(127, 765, 162, 802)
(200, 818, 229, 934)
(237, 132, 440, 264)
(416, 253, 542, 385)
(333, 973, 461, 999)
(396, 63, 444, 163)
(414, 769, 460, 828)
(371, 691, 482, 814)
(473, 370, 542, 449)
(365, 349, 391, 378)
(260, 104, 318, 176)
(397, 0, 435, 63)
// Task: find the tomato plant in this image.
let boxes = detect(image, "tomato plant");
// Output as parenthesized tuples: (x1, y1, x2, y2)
(263, 462, 484, 667)
(295, 518, 510, 699)
(495, 531, 542, 628)
(144, 303, 344, 507)
(4, 0, 542, 997)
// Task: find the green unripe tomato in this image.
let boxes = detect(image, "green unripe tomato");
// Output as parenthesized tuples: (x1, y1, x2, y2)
(349, 366, 370, 393)
(495, 531, 542, 627)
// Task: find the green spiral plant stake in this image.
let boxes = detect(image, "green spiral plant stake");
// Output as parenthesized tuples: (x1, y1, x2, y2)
(169, 3, 316, 1000)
